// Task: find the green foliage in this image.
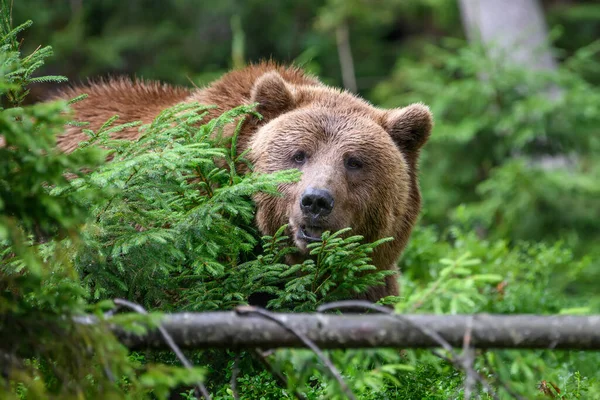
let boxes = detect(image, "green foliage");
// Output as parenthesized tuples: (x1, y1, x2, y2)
(8, 0, 600, 93)
(373, 37, 600, 323)
(65, 102, 302, 309)
(2, 2, 600, 399)
(0, 17, 101, 241)
(0, 5, 146, 398)
(0, 7, 285, 399)
(374, 38, 600, 253)
(1, 6, 399, 398)
(271, 230, 392, 311)
(398, 223, 591, 315)
(212, 225, 597, 399)
(0, 16, 66, 107)
(243, 227, 394, 312)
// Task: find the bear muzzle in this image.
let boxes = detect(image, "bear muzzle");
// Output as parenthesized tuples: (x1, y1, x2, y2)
(295, 187, 335, 244)
(300, 187, 334, 218)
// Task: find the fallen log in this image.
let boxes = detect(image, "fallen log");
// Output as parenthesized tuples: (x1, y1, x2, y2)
(95, 311, 600, 350)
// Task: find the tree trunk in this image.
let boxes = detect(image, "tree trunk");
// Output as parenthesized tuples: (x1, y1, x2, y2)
(336, 21, 357, 93)
(458, 0, 557, 71)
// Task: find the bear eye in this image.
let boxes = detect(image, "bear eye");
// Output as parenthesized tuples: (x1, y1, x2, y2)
(292, 151, 307, 165)
(345, 157, 363, 170)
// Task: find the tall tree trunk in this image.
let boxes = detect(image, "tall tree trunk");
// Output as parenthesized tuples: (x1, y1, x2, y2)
(336, 21, 357, 93)
(458, 0, 557, 71)
(459, 0, 566, 170)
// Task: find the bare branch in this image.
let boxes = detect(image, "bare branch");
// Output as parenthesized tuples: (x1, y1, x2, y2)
(230, 352, 240, 400)
(319, 300, 457, 354)
(236, 306, 357, 400)
(462, 317, 475, 400)
(88, 303, 598, 399)
(320, 301, 501, 400)
(112, 299, 212, 400)
(481, 352, 526, 400)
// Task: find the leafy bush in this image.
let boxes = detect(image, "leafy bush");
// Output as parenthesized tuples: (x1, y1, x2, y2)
(58, 102, 393, 312)
(0, 8, 401, 399)
(373, 37, 600, 312)
(373, 39, 600, 253)
(0, 13, 195, 400)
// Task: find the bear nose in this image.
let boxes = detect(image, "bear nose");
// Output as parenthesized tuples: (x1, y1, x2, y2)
(300, 188, 334, 217)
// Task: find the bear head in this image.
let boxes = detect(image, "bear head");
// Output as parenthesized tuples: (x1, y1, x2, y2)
(248, 71, 432, 278)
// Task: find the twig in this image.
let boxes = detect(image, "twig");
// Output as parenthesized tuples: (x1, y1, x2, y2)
(481, 352, 525, 400)
(230, 352, 240, 400)
(236, 305, 357, 400)
(95, 168, 138, 223)
(112, 299, 211, 400)
(318, 300, 501, 400)
(318, 300, 456, 353)
(250, 348, 308, 400)
(463, 316, 475, 400)
(102, 361, 116, 383)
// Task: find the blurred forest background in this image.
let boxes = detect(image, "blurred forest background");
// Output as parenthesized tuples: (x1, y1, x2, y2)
(12, 0, 600, 89)
(14, 0, 599, 292)
(3, 0, 600, 398)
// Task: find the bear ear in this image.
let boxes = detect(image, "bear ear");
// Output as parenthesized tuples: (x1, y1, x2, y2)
(383, 103, 433, 152)
(250, 71, 295, 121)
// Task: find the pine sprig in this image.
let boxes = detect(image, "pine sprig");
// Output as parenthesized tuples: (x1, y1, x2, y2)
(65, 99, 303, 309)
(0, 15, 66, 107)
(0, 4, 177, 397)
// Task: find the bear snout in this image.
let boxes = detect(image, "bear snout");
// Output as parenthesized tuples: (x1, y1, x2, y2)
(300, 187, 334, 218)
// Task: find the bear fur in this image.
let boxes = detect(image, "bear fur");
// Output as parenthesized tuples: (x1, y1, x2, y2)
(55, 62, 433, 302)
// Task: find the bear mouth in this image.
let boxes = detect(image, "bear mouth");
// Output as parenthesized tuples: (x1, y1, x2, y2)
(297, 224, 324, 243)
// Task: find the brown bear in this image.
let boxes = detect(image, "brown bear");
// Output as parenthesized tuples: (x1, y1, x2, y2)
(56, 62, 433, 302)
